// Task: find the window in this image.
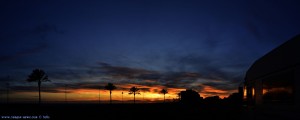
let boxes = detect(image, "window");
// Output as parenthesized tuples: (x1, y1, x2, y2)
(262, 70, 294, 104)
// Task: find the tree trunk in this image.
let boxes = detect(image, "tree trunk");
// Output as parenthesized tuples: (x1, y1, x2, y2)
(134, 92, 135, 104)
(110, 90, 112, 104)
(38, 81, 41, 104)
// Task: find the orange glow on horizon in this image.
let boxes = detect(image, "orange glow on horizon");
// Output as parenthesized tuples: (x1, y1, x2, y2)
(2, 84, 235, 103)
(201, 86, 236, 99)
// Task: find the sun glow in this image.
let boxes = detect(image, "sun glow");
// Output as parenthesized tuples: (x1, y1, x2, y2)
(2, 84, 234, 103)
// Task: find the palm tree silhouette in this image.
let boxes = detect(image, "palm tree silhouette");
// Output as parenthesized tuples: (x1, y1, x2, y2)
(104, 83, 116, 104)
(160, 89, 168, 103)
(129, 86, 140, 104)
(26, 69, 50, 104)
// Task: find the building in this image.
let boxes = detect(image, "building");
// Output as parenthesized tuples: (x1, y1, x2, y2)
(180, 89, 202, 104)
(244, 34, 300, 107)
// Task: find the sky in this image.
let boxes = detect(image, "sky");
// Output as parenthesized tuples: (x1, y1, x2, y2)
(1, 0, 300, 103)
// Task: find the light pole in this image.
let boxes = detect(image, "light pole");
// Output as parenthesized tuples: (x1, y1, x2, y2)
(6, 82, 9, 104)
(122, 91, 123, 103)
(65, 84, 67, 103)
(99, 87, 101, 104)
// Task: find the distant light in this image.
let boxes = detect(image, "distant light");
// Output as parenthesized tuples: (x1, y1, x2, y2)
(243, 86, 247, 99)
(252, 88, 255, 98)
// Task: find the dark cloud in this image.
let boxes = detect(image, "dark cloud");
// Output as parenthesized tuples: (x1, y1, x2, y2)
(160, 72, 200, 88)
(49, 69, 84, 80)
(94, 61, 244, 92)
(0, 44, 48, 62)
(170, 54, 246, 82)
(139, 88, 150, 92)
(98, 62, 155, 79)
(135, 73, 162, 80)
(0, 76, 12, 82)
(202, 82, 237, 91)
(244, 21, 261, 39)
(8, 82, 107, 94)
(32, 23, 60, 35)
(1, 59, 242, 95)
(9, 85, 63, 93)
(67, 82, 105, 90)
(96, 62, 203, 89)
(202, 91, 229, 96)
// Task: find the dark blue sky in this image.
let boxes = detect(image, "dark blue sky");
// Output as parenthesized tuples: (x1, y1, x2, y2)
(1, 0, 300, 99)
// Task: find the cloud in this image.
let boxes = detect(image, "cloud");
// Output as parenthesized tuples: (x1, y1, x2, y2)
(49, 68, 86, 81)
(135, 73, 162, 80)
(94, 61, 242, 94)
(174, 54, 246, 81)
(0, 44, 48, 62)
(95, 62, 203, 89)
(98, 62, 156, 79)
(7, 82, 106, 94)
(202, 82, 237, 91)
(9, 85, 63, 93)
(244, 21, 261, 39)
(4, 60, 241, 97)
(31, 23, 64, 36)
(159, 72, 200, 88)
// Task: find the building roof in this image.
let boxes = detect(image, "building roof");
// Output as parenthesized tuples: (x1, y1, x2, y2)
(245, 34, 300, 81)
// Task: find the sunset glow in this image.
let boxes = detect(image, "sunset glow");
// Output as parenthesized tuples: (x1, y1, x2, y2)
(1, 84, 236, 103)
(1, 0, 297, 105)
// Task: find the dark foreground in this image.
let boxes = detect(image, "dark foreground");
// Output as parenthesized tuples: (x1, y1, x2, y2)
(1, 102, 299, 120)
(5, 103, 300, 120)
(0, 102, 243, 120)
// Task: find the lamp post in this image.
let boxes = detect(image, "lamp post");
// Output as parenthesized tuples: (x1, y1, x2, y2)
(65, 84, 67, 103)
(99, 87, 101, 104)
(122, 91, 123, 103)
(6, 82, 9, 104)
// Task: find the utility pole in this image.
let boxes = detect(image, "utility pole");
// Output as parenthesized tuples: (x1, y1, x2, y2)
(143, 91, 145, 102)
(122, 91, 123, 103)
(99, 87, 101, 104)
(6, 82, 9, 104)
(6, 76, 10, 104)
(65, 84, 67, 103)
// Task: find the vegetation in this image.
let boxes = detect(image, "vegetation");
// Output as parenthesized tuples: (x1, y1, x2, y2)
(160, 89, 168, 103)
(104, 83, 117, 104)
(129, 86, 140, 104)
(26, 69, 50, 104)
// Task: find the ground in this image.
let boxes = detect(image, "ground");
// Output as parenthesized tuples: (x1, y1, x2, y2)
(1, 102, 298, 120)
(0, 102, 243, 120)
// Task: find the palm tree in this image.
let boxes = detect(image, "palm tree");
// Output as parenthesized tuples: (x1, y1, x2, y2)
(129, 86, 140, 104)
(160, 89, 168, 103)
(26, 69, 50, 104)
(104, 83, 116, 104)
